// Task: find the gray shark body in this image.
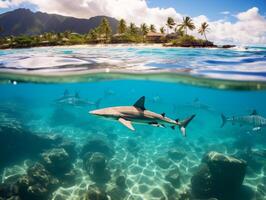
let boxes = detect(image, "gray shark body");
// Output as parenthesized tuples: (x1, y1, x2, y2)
(89, 96, 195, 137)
(221, 110, 266, 131)
(55, 90, 101, 108)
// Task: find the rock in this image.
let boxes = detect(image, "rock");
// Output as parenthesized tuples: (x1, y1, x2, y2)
(84, 152, 110, 184)
(155, 157, 171, 169)
(40, 148, 72, 177)
(6, 163, 60, 200)
(26, 163, 59, 192)
(203, 151, 247, 192)
(221, 45, 236, 48)
(168, 149, 186, 160)
(191, 163, 213, 198)
(0, 126, 57, 170)
(165, 167, 181, 188)
(85, 185, 108, 200)
(58, 140, 77, 161)
(80, 138, 114, 158)
(191, 151, 247, 200)
(0, 183, 18, 199)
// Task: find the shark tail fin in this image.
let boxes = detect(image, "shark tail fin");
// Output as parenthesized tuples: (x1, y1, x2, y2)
(178, 114, 196, 137)
(221, 113, 227, 128)
(95, 98, 102, 108)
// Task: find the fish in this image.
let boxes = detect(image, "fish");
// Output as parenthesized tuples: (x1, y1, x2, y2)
(89, 96, 195, 137)
(221, 110, 266, 131)
(55, 90, 102, 108)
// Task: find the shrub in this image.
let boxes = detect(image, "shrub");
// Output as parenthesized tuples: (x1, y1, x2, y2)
(171, 35, 214, 47)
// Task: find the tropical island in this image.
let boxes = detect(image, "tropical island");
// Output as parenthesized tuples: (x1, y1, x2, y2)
(0, 9, 234, 49)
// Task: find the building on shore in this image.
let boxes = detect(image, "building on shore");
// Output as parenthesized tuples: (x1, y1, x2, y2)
(146, 32, 165, 43)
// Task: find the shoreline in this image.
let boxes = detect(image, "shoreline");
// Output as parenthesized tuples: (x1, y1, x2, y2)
(0, 43, 237, 50)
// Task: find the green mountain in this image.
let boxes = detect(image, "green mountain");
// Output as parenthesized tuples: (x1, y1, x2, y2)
(0, 8, 118, 36)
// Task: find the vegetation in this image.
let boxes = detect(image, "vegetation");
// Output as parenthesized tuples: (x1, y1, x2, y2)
(0, 15, 220, 49)
(99, 17, 112, 42)
(178, 16, 195, 35)
(198, 22, 209, 40)
(170, 35, 214, 47)
(150, 24, 156, 33)
(166, 17, 176, 34)
(140, 23, 149, 41)
(117, 19, 127, 34)
(160, 27, 165, 34)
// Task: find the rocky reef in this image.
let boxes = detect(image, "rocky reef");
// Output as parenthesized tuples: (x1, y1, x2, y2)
(191, 151, 247, 200)
(0, 126, 59, 170)
(1, 114, 265, 200)
(84, 152, 111, 184)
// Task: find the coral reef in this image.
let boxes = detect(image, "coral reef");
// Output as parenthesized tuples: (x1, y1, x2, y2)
(84, 152, 111, 184)
(40, 148, 73, 176)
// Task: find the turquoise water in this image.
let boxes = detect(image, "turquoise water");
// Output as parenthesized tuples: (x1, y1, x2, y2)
(0, 46, 266, 200)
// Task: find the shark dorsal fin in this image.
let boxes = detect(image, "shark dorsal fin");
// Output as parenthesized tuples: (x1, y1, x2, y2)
(161, 113, 166, 117)
(250, 109, 258, 115)
(64, 89, 69, 97)
(133, 96, 146, 110)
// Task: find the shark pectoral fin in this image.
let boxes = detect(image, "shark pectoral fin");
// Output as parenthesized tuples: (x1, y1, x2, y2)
(118, 118, 135, 131)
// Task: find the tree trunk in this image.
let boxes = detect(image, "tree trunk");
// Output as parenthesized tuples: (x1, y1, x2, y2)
(204, 33, 207, 41)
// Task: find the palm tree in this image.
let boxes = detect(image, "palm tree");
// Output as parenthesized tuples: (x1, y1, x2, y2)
(198, 22, 209, 40)
(166, 17, 175, 34)
(160, 27, 165, 34)
(174, 26, 184, 37)
(140, 23, 149, 41)
(99, 17, 112, 42)
(118, 19, 127, 34)
(150, 24, 156, 32)
(129, 23, 137, 34)
(88, 29, 98, 41)
(178, 16, 195, 35)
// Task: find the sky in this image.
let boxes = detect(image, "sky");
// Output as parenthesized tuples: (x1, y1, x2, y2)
(0, 0, 266, 45)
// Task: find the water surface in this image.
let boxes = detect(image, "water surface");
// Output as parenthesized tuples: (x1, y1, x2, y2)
(0, 46, 266, 200)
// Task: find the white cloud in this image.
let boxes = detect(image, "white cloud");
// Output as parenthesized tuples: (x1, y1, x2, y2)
(9, 0, 183, 27)
(2, 1, 266, 45)
(220, 11, 230, 15)
(207, 7, 266, 45)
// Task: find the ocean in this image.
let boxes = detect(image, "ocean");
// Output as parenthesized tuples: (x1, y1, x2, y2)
(0, 45, 266, 200)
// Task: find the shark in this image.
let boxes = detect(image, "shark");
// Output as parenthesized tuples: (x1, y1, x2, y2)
(221, 110, 266, 131)
(55, 90, 101, 108)
(89, 96, 196, 137)
(184, 98, 214, 111)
